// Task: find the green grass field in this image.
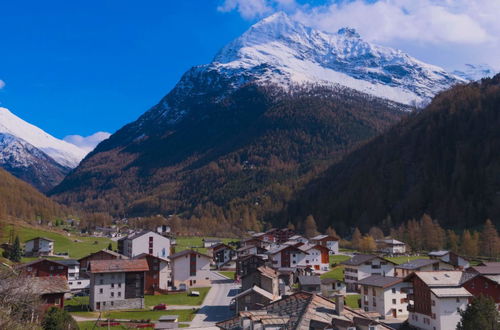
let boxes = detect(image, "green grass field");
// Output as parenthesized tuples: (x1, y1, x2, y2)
(386, 255, 429, 264)
(144, 287, 210, 306)
(175, 236, 237, 254)
(345, 294, 360, 308)
(1, 224, 115, 260)
(218, 271, 235, 279)
(329, 255, 351, 265)
(72, 308, 196, 322)
(320, 266, 344, 281)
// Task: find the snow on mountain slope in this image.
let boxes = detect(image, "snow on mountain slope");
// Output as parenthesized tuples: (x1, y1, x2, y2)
(209, 12, 464, 105)
(0, 107, 86, 168)
(64, 132, 111, 153)
(452, 64, 497, 82)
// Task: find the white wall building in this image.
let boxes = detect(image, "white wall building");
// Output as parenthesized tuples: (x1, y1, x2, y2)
(297, 244, 330, 272)
(88, 259, 149, 311)
(58, 259, 90, 291)
(170, 250, 212, 289)
(310, 235, 339, 255)
(359, 275, 410, 319)
(117, 230, 171, 258)
(24, 237, 54, 256)
(342, 255, 396, 291)
(428, 251, 470, 270)
(376, 239, 407, 255)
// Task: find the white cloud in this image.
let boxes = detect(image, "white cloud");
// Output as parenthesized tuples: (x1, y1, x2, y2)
(217, 0, 274, 19)
(217, 0, 500, 70)
(0, 80, 5, 89)
(64, 131, 111, 153)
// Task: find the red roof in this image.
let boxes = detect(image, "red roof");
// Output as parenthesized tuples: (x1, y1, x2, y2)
(89, 259, 149, 273)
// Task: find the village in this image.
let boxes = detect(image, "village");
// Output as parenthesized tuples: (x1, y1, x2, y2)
(1, 224, 498, 330)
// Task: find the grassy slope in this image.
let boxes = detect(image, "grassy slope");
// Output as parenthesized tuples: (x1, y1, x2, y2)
(386, 255, 429, 265)
(144, 287, 210, 306)
(0, 223, 114, 260)
(175, 236, 237, 254)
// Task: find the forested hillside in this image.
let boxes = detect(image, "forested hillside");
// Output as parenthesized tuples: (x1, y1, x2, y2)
(0, 168, 69, 221)
(280, 75, 500, 234)
(51, 84, 406, 235)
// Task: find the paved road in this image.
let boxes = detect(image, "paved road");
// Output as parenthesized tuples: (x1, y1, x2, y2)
(189, 271, 240, 328)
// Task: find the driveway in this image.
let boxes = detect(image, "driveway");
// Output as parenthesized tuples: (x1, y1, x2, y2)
(189, 271, 240, 328)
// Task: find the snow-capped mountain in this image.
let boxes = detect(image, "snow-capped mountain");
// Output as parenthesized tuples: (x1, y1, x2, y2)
(0, 133, 70, 191)
(452, 64, 497, 82)
(0, 107, 86, 168)
(149, 12, 464, 125)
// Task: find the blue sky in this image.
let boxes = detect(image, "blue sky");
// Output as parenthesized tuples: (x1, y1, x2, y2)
(0, 1, 251, 138)
(1, 0, 498, 139)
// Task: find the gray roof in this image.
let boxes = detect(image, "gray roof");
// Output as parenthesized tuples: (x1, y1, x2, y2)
(297, 275, 321, 286)
(377, 239, 405, 245)
(321, 278, 342, 285)
(428, 250, 449, 257)
(396, 259, 439, 270)
(431, 287, 472, 298)
(55, 259, 80, 266)
(169, 249, 211, 260)
(342, 254, 395, 266)
(357, 275, 403, 288)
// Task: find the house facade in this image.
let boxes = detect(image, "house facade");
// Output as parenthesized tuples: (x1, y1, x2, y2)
(135, 253, 170, 294)
(297, 244, 330, 272)
(170, 250, 211, 289)
(211, 243, 235, 269)
(376, 239, 406, 255)
(89, 259, 149, 311)
(31, 276, 70, 310)
(57, 259, 90, 291)
(241, 266, 279, 296)
(311, 235, 339, 254)
(118, 231, 171, 258)
(461, 274, 500, 310)
(342, 255, 396, 291)
(267, 245, 306, 268)
(321, 278, 346, 297)
(233, 285, 278, 312)
(18, 259, 68, 278)
(358, 275, 410, 319)
(405, 271, 472, 330)
(428, 251, 470, 270)
(24, 237, 54, 256)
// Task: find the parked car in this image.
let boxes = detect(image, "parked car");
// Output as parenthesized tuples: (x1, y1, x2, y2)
(74, 291, 89, 297)
(189, 291, 200, 297)
(153, 304, 168, 311)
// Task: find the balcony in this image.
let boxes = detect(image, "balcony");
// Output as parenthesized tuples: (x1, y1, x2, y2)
(407, 304, 415, 312)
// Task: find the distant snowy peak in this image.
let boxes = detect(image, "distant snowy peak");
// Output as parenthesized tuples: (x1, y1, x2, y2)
(0, 107, 86, 168)
(452, 64, 497, 82)
(208, 12, 464, 105)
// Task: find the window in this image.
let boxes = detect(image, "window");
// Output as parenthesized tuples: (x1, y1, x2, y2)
(69, 282, 73, 285)
(372, 288, 376, 296)
(50, 266, 54, 271)
(118, 292, 121, 297)
(99, 288, 103, 294)
(58, 266, 64, 270)
(456, 298, 460, 303)
(118, 283, 121, 288)
(111, 301, 114, 306)
(392, 299, 396, 304)
(111, 283, 114, 288)
(111, 292, 114, 297)
(77, 281, 81, 285)
(485, 282, 489, 289)
(392, 288, 396, 294)
(432, 313, 436, 319)
(99, 279, 104, 285)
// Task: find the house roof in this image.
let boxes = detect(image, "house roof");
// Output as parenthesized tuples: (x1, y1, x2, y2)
(407, 271, 465, 287)
(484, 275, 500, 284)
(376, 239, 405, 245)
(89, 259, 149, 273)
(298, 243, 329, 253)
(120, 230, 166, 241)
(134, 253, 169, 263)
(428, 250, 449, 257)
(479, 262, 500, 267)
(468, 265, 500, 275)
(30, 276, 70, 294)
(297, 275, 321, 286)
(357, 275, 403, 288)
(55, 259, 80, 266)
(431, 288, 472, 298)
(341, 254, 395, 266)
(258, 266, 278, 279)
(311, 234, 338, 241)
(289, 235, 306, 240)
(78, 249, 129, 261)
(169, 249, 211, 260)
(321, 278, 342, 285)
(25, 237, 54, 243)
(267, 245, 305, 255)
(210, 242, 233, 251)
(233, 285, 277, 301)
(396, 259, 440, 270)
(17, 258, 67, 269)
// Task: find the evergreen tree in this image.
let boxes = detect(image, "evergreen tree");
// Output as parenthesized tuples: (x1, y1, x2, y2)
(480, 219, 499, 258)
(326, 226, 340, 240)
(9, 235, 22, 262)
(457, 295, 499, 330)
(304, 215, 319, 238)
(42, 306, 79, 330)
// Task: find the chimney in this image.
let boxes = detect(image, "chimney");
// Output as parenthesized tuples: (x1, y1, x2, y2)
(334, 294, 344, 315)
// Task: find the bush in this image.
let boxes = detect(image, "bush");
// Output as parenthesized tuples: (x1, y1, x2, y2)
(42, 307, 79, 330)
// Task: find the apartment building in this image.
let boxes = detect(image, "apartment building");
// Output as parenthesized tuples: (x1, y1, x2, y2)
(341, 254, 396, 291)
(358, 275, 410, 319)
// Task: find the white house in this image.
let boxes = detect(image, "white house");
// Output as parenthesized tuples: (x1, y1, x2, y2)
(320, 278, 346, 297)
(342, 254, 396, 291)
(376, 239, 406, 255)
(203, 238, 221, 248)
(405, 271, 472, 330)
(57, 259, 90, 292)
(169, 250, 212, 289)
(24, 237, 54, 256)
(266, 245, 307, 269)
(88, 259, 149, 311)
(117, 230, 171, 258)
(428, 251, 470, 270)
(210, 243, 235, 269)
(358, 275, 410, 319)
(297, 244, 330, 272)
(310, 235, 339, 254)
